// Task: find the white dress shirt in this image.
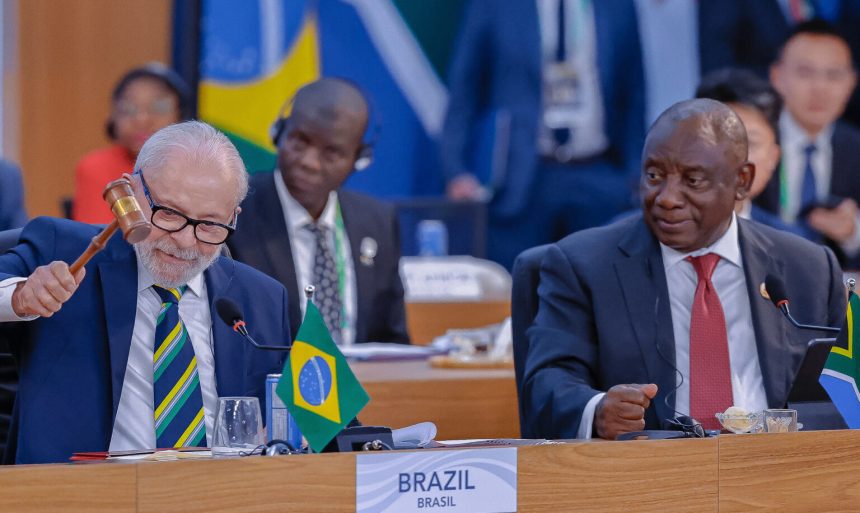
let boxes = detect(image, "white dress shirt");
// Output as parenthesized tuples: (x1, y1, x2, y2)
(109, 264, 219, 451)
(273, 172, 357, 345)
(779, 111, 860, 254)
(536, 0, 608, 159)
(779, 111, 834, 223)
(578, 215, 768, 438)
(0, 261, 219, 451)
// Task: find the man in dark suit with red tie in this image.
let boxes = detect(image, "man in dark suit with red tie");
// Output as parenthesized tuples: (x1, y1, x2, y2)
(522, 99, 847, 440)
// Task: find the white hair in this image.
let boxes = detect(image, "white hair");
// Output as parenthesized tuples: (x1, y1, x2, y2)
(134, 120, 249, 204)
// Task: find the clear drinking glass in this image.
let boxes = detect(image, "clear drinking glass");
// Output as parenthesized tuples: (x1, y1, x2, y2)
(211, 396, 264, 457)
(764, 408, 798, 433)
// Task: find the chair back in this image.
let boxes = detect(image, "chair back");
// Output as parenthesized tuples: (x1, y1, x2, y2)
(392, 197, 487, 258)
(510, 244, 550, 438)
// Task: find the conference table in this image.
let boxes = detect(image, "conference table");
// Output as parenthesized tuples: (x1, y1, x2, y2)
(1, 429, 858, 512)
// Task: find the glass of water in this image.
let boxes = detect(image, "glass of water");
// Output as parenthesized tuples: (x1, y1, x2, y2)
(211, 397, 264, 457)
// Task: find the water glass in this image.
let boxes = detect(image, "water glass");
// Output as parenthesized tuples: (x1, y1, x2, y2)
(211, 396, 264, 457)
(764, 408, 798, 433)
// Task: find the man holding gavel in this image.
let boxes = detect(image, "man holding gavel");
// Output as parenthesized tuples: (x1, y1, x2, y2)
(0, 121, 290, 464)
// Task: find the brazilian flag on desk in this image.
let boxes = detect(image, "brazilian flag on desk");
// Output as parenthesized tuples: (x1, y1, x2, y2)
(820, 291, 860, 428)
(276, 300, 369, 452)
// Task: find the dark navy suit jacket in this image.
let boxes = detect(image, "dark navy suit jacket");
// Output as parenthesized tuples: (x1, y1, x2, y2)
(756, 121, 860, 266)
(228, 172, 409, 344)
(0, 217, 290, 464)
(0, 160, 27, 231)
(523, 214, 846, 439)
(440, 0, 645, 218)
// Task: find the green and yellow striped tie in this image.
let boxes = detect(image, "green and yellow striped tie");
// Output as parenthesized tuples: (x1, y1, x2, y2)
(152, 285, 206, 448)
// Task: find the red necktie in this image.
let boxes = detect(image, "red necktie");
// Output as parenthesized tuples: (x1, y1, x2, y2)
(687, 254, 733, 430)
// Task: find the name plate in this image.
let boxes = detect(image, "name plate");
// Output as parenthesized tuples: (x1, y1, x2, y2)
(356, 448, 517, 513)
(402, 260, 483, 301)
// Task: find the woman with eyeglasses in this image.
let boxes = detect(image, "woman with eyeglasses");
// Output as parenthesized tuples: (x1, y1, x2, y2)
(71, 63, 190, 224)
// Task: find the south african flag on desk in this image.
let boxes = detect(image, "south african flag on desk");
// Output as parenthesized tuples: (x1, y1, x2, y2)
(820, 290, 860, 428)
(276, 300, 369, 452)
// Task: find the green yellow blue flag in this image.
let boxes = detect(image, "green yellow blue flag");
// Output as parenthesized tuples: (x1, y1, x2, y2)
(276, 300, 369, 452)
(819, 291, 860, 428)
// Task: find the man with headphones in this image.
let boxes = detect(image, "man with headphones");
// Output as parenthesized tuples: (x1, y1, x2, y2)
(228, 78, 410, 345)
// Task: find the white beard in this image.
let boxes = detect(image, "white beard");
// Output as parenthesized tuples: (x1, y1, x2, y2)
(135, 237, 220, 287)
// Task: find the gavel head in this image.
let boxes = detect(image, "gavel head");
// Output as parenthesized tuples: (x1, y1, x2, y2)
(102, 178, 152, 244)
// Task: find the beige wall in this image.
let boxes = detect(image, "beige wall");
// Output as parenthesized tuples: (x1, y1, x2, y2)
(15, 0, 172, 217)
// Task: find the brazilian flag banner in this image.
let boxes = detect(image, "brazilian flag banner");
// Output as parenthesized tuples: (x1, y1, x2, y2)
(820, 291, 860, 428)
(276, 301, 370, 452)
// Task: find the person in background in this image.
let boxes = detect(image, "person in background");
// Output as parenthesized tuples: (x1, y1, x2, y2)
(440, 0, 646, 270)
(523, 99, 845, 440)
(698, 0, 860, 126)
(759, 20, 860, 267)
(695, 68, 810, 237)
(72, 63, 190, 224)
(0, 121, 289, 464)
(228, 78, 409, 346)
(0, 161, 27, 231)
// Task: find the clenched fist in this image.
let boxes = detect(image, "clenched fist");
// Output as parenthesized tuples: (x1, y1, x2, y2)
(594, 383, 658, 440)
(12, 261, 85, 318)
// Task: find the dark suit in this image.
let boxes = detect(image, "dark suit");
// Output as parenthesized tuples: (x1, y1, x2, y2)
(523, 214, 846, 439)
(756, 121, 860, 266)
(0, 161, 27, 231)
(0, 217, 290, 464)
(440, 0, 645, 268)
(228, 172, 409, 344)
(699, 0, 860, 126)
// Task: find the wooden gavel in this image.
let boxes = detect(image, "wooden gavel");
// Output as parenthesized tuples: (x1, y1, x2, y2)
(69, 178, 152, 274)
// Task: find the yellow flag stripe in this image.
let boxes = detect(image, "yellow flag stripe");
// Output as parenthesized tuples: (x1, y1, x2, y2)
(834, 300, 855, 358)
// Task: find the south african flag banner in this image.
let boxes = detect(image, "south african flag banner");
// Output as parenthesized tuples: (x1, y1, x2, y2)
(820, 291, 860, 428)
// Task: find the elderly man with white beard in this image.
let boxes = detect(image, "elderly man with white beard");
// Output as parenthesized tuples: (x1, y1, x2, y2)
(0, 121, 291, 464)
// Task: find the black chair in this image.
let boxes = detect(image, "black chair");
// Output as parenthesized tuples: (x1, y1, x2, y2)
(391, 197, 487, 258)
(510, 244, 550, 439)
(0, 228, 21, 462)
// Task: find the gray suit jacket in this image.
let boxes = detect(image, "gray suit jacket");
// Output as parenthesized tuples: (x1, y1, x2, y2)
(523, 214, 846, 438)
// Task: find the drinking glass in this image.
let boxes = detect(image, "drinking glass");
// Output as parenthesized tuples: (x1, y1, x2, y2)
(764, 409, 798, 433)
(211, 396, 264, 457)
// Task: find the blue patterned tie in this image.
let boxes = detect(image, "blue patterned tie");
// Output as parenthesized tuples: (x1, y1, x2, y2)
(306, 223, 343, 344)
(800, 143, 818, 217)
(152, 285, 206, 448)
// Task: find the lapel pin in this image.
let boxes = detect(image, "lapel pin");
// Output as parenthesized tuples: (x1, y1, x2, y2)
(360, 237, 377, 266)
(759, 282, 770, 301)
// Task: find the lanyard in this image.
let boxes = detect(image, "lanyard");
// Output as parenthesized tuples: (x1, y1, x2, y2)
(332, 201, 348, 329)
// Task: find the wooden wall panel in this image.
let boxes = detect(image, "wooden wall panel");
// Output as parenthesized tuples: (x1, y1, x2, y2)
(17, 0, 171, 217)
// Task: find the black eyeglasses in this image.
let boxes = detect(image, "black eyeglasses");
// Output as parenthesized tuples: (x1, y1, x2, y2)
(135, 169, 237, 245)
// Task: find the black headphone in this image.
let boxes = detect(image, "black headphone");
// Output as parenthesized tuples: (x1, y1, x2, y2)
(105, 62, 192, 140)
(269, 79, 377, 172)
(663, 415, 706, 438)
(261, 439, 299, 456)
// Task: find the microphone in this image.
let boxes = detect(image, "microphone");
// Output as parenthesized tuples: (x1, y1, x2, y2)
(763, 275, 840, 334)
(215, 298, 291, 351)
